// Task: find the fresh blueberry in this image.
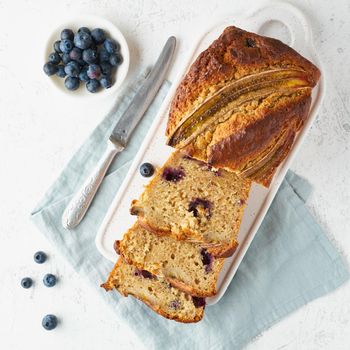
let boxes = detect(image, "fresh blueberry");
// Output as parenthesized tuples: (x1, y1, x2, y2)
(64, 61, 80, 77)
(43, 273, 57, 287)
(53, 40, 61, 53)
(98, 48, 110, 63)
(78, 27, 90, 35)
(91, 28, 105, 44)
(43, 62, 57, 76)
(61, 53, 71, 65)
(100, 62, 113, 76)
(87, 64, 101, 80)
(59, 39, 74, 53)
(61, 28, 74, 41)
(109, 53, 123, 66)
(48, 52, 61, 64)
(140, 163, 155, 177)
(21, 277, 33, 289)
(79, 67, 89, 82)
(77, 59, 87, 67)
(64, 77, 80, 90)
(69, 47, 82, 61)
(42, 314, 58, 331)
(86, 79, 100, 93)
(100, 75, 112, 89)
(56, 65, 66, 78)
(34, 251, 47, 264)
(74, 32, 92, 50)
(103, 38, 119, 54)
(82, 48, 97, 64)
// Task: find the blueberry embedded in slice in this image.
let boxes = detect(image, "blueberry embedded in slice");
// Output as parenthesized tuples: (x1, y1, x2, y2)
(169, 300, 181, 310)
(21, 277, 33, 289)
(43, 273, 57, 287)
(60, 28, 74, 41)
(34, 251, 47, 264)
(134, 268, 154, 279)
(200, 249, 214, 273)
(192, 296, 206, 308)
(140, 163, 155, 177)
(188, 198, 212, 218)
(162, 167, 185, 182)
(42, 314, 58, 331)
(64, 77, 80, 91)
(43, 62, 58, 76)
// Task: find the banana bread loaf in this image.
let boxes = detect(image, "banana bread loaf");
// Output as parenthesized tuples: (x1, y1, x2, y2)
(115, 223, 225, 297)
(131, 151, 251, 257)
(166, 26, 321, 186)
(101, 258, 205, 323)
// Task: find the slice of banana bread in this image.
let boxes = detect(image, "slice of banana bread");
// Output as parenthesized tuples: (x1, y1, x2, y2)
(131, 151, 251, 257)
(115, 223, 225, 297)
(101, 258, 205, 323)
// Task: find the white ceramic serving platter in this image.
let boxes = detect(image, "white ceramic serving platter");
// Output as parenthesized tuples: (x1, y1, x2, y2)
(96, 2, 325, 305)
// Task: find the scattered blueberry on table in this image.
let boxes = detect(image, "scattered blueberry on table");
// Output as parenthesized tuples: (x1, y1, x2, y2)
(42, 314, 58, 331)
(21, 277, 33, 289)
(43, 273, 57, 287)
(140, 163, 155, 177)
(34, 251, 47, 264)
(44, 27, 123, 93)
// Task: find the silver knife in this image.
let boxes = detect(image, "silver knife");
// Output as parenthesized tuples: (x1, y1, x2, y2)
(62, 36, 176, 229)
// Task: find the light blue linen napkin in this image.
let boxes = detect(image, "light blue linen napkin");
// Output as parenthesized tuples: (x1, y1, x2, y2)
(31, 74, 349, 350)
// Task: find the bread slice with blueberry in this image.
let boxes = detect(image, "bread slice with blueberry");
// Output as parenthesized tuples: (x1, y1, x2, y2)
(101, 258, 205, 323)
(166, 26, 321, 187)
(130, 151, 251, 258)
(115, 223, 225, 297)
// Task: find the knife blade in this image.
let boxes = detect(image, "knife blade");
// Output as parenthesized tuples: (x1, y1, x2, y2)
(110, 36, 176, 148)
(62, 36, 176, 230)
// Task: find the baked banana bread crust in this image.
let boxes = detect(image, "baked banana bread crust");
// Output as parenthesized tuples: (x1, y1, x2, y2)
(102, 258, 205, 323)
(166, 26, 320, 186)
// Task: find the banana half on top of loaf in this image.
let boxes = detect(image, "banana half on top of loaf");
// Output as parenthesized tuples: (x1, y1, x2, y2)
(166, 26, 321, 187)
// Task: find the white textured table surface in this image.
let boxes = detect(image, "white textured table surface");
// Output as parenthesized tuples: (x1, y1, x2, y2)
(0, 0, 349, 349)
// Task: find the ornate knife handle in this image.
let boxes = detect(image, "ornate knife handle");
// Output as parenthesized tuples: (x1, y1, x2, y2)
(62, 139, 124, 230)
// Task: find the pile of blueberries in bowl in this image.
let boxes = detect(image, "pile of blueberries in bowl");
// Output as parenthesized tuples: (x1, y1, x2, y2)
(43, 27, 123, 93)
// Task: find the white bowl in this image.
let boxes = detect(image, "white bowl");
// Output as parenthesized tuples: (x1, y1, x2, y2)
(44, 14, 130, 98)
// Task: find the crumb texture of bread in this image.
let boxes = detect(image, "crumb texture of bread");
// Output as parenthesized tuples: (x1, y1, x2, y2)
(166, 26, 321, 186)
(102, 258, 205, 323)
(117, 223, 225, 297)
(130, 151, 251, 257)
